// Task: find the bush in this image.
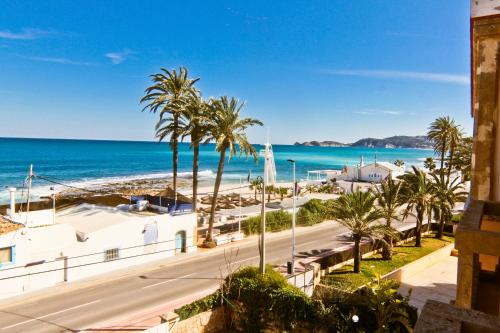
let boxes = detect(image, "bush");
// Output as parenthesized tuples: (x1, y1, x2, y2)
(314, 279, 418, 332)
(297, 199, 333, 226)
(226, 265, 314, 332)
(175, 291, 221, 320)
(243, 210, 292, 235)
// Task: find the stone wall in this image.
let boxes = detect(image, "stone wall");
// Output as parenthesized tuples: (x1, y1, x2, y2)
(171, 308, 225, 333)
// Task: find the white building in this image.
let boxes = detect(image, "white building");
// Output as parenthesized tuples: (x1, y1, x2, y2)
(334, 157, 405, 183)
(0, 200, 197, 300)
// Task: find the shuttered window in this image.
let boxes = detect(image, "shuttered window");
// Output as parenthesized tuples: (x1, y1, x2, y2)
(0, 247, 12, 264)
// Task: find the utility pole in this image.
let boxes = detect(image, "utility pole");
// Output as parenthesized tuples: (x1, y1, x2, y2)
(26, 164, 33, 225)
(287, 159, 297, 273)
(238, 176, 242, 234)
(259, 171, 267, 274)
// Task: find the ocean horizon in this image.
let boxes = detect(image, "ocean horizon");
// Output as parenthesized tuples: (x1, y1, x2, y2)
(0, 137, 433, 203)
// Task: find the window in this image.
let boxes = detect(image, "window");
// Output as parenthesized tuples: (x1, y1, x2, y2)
(104, 248, 120, 262)
(0, 247, 13, 264)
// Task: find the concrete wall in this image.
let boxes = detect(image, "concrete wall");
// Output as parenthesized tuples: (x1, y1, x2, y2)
(0, 212, 197, 300)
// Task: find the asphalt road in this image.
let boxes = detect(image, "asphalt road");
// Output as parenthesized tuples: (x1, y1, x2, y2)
(0, 218, 417, 333)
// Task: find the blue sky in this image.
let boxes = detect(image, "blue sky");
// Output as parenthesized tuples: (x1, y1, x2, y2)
(0, 1, 471, 144)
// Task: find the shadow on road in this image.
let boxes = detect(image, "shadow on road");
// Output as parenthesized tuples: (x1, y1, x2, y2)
(0, 310, 78, 332)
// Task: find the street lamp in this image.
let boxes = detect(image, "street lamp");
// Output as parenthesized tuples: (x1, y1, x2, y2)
(287, 159, 296, 273)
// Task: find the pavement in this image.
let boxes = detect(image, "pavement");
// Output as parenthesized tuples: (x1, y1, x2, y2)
(398, 255, 458, 311)
(0, 218, 418, 333)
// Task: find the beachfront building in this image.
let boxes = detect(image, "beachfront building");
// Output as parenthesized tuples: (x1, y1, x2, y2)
(0, 191, 197, 300)
(336, 156, 405, 183)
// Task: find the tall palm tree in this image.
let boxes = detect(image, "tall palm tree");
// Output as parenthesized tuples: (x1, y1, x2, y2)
(394, 160, 405, 168)
(427, 116, 461, 182)
(398, 166, 435, 247)
(453, 137, 472, 182)
(141, 67, 199, 196)
(431, 173, 467, 239)
(330, 190, 392, 273)
(178, 92, 211, 212)
(372, 178, 402, 259)
(205, 96, 263, 244)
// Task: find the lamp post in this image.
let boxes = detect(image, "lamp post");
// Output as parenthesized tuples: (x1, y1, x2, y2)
(287, 159, 296, 273)
(257, 175, 265, 274)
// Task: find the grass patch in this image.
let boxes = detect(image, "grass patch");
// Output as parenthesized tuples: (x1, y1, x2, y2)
(322, 234, 454, 290)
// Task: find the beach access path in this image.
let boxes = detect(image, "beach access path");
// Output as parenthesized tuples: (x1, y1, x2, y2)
(0, 217, 420, 333)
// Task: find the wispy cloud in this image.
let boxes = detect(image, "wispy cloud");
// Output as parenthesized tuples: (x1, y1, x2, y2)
(0, 28, 55, 40)
(353, 109, 402, 116)
(104, 49, 134, 64)
(322, 69, 469, 85)
(19, 55, 96, 66)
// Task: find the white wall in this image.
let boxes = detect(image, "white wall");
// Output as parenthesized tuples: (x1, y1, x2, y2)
(0, 212, 197, 300)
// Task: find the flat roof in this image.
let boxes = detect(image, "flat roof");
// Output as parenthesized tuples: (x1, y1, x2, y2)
(56, 204, 153, 234)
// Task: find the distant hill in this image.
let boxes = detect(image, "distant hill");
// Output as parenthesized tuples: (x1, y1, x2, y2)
(294, 135, 432, 149)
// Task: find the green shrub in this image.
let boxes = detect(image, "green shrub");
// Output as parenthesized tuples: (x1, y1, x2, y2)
(297, 199, 333, 226)
(242, 210, 292, 235)
(452, 213, 463, 223)
(175, 291, 221, 320)
(226, 265, 314, 332)
(314, 279, 418, 332)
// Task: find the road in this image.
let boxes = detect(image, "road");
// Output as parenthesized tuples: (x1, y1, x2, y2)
(0, 218, 417, 333)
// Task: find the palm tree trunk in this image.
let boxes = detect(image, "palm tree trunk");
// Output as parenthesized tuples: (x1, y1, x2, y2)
(416, 209, 423, 247)
(172, 113, 179, 196)
(382, 218, 392, 260)
(353, 235, 361, 273)
(447, 145, 456, 181)
(254, 188, 257, 200)
(439, 141, 446, 182)
(437, 210, 446, 239)
(192, 141, 199, 212)
(207, 147, 226, 243)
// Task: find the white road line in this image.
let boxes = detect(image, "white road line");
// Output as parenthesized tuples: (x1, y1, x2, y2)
(141, 273, 196, 289)
(1, 300, 101, 330)
(233, 255, 259, 265)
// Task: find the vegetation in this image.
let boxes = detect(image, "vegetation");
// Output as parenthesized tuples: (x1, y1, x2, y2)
(330, 191, 395, 273)
(315, 279, 417, 332)
(394, 159, 405, 167)
(297, 198, 333, 226)
(452, 136, 472, 181)
(176, 265, 418, 332)
(275, 186, 289, 201)
(398, 166, 434, 247)
(423, 157, 436, 171)
(243, 210, 292, 235)
(141, 67, 199, 197)
(372, 178, 402, 259)
(322, 235, 454, 290)
(205, 96, 263, 243)
(249, 178, 263, 200)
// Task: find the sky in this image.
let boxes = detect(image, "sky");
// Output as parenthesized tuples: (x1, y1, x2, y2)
(0, 1, 471, 144)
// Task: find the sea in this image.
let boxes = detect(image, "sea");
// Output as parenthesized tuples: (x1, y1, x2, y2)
(0, 137, 433, 204)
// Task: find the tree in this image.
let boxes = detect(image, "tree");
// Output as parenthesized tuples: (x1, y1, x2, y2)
(276, 187, 289, 201)
(372, 178, 402, 259)
(394, 160, 405, 168)
(423, 157, 436, 172)
(178, 92, 211, 212)
(265, 185, 275, 202)
(431, 173, 467, 239)
(452, 137, 472, 182)
(141, 67, 199, 196)
(330, 190, 392, 273)
(249, 178, 263, 200)
(205, 96, 263, 244)
(398, 166, 434, 247)
(427, 116, 462, 181)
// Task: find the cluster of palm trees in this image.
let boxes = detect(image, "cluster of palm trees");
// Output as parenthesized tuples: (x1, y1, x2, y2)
(330, 116, 468, 273)
(141, 67, 262, 244)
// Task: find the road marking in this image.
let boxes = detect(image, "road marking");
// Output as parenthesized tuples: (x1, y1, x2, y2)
(1, 300, 101, 330)
(142, 273, 195, 289)
(233, 255, 259, 265)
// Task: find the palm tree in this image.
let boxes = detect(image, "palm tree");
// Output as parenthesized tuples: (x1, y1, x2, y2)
(431, 173, 467, 239)
(205, 96, 263, 244)
(178, 92, 211, 212)
(265, 185, 275, 202)
(372, 178, 402, 260)
(394, 160, 405, 168)
(141, 67, 199, 196)
(330, 190, 392, 273)
(276, 187, 289, 201)
(398, 166, 435, 247)
(452, 137, 472, 182)
(423, 157, 436, 172)
(249, 178, 263, 200)
(427, 116, 461, 181)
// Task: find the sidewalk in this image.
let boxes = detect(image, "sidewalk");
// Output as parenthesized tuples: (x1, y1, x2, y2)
(398, 255, 457, 311)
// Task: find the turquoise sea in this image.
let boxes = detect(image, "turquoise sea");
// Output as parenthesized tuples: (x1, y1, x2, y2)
(0, 138, 433, 203)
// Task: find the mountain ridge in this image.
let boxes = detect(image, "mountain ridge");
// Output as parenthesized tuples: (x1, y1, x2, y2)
(294, 135, 432, 149)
